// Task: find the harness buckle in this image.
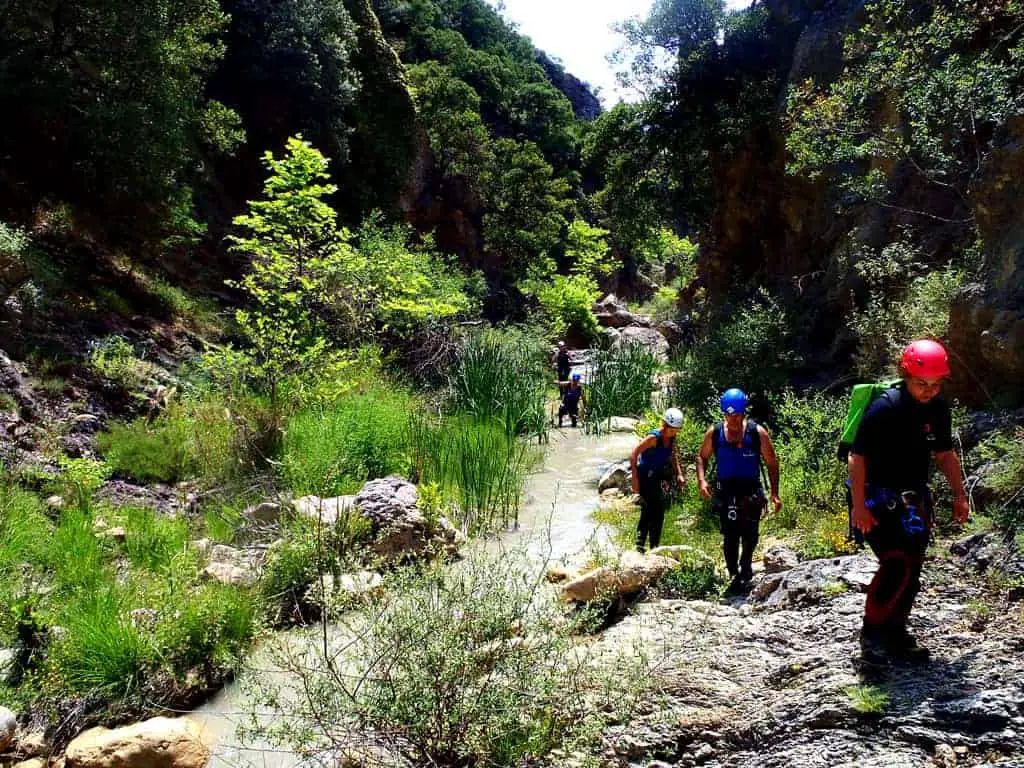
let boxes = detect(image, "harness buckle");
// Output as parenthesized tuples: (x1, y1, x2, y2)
(727, 506, 738, 522)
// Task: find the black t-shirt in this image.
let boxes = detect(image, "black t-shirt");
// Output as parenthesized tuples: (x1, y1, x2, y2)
(851, 384, 953, 490)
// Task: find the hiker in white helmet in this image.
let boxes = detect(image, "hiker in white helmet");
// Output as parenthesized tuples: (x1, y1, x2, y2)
(629, 407, 686, 552)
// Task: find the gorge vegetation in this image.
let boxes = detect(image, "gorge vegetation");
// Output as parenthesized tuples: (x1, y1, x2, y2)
(1, 0, 1023, 765)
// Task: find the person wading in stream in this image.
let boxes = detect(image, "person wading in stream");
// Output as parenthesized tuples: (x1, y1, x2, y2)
(555, 341, 571, 383)
(849, 338, 969, 664)
(557, 373, 585, 428)
(630, 407, 687, 552)
(697, 388, 782, 594)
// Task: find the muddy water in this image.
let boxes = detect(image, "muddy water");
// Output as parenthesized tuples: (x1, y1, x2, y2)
(187, 426, 637, 768)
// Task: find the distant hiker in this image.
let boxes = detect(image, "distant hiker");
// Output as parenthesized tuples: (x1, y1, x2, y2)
(555, 341, 571, 383)
(697, 388, 782, 593)
(630, 407, 687, 552)
(848, 339, 969, 664)
(558, 373, 585, 428)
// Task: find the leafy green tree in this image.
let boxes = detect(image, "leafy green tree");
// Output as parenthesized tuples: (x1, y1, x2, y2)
(211, 0, 358, 167)
(481, 139, 571, 278)
(565, 219, 615, 280)
(0, 0, 239, 232)
(407, 61, 494, 189)
(225, 137, 368, 405)
(786, 0, 1024, 225)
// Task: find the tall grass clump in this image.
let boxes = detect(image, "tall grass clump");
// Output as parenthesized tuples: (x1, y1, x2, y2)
(280, 385, 414, 497)
(583, 343, 657, 432)
(46, 588, 155, 698)
(119, 505, 189, 572)
(449, 331, 547, 438)
(409, 416, 534, 532)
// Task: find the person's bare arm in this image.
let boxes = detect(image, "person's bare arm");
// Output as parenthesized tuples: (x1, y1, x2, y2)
(630, 435, 657, 494)
(848, 452, 873, 533)
(935, 449, 970, 524)
(672, 445, 685, 488)
(696, 428, 715, 500)
(758, 425, 782, 512)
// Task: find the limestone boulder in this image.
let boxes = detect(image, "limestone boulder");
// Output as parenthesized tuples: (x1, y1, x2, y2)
(614, 326, 669, 363)
(762, 544, 800, 574)
(607, 416, 639, 433)
(561, 551, 678, 603)
(355, 477, 461, 561)
(598, 462, 632, 494)
(64, 717, 208, 768)
(749, 554, 877, 608)
(200, 561, 257, 588)
(293, 495, 358, 525)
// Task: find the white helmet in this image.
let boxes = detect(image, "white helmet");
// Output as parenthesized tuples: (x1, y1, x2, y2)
(663, 407, 684, 428)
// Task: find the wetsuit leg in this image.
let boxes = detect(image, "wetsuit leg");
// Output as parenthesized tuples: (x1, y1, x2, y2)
(863, 509, 930, 637)
(717, 499, 740, 578)
(739, 516, 760, 581)
(637, 476, 665, 551)
(568, 403, 579, 427)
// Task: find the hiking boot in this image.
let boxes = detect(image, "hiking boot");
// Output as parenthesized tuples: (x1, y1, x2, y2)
(859, 628, 890, 666)
(886, 629, 930, 662)
(726, 575, 746, 596)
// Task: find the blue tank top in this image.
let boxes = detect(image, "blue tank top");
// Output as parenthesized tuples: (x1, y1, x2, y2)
(638, 429, 675, 472)
(714, 420, 761, 482)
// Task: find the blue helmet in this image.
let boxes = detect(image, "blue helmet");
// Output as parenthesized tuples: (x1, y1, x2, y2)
(571, 373, 581, 381)
(720, 388, 747, 415)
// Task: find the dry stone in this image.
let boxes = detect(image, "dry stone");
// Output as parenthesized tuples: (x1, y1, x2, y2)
(64, 717, 208, 768)
(200, 561, 257, 588)
(762, 544, 800, 574)
(614, 326, 670, 363)
(561, 551, 678, 603)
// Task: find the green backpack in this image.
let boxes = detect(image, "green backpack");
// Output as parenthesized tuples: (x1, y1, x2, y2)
(836, 379, 902, 461)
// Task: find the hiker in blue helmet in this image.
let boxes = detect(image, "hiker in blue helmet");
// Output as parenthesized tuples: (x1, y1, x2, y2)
(721, 388, 747, 415)
(558, 373, 585, 428)
(697, 388, 782, 593)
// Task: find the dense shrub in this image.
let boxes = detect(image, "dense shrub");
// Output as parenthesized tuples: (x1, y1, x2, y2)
(975, 427, 1024, 535)
(97, 398, 238, 484)
(765, 391, 855, 557)
(245, 550, 649, 766)
(671, 290, 800, 417)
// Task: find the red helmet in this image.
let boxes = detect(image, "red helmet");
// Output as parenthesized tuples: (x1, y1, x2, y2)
(900, 339, 950, 378)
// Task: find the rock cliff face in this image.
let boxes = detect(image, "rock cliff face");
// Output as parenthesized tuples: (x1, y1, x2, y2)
(701, 0, 1024, 403)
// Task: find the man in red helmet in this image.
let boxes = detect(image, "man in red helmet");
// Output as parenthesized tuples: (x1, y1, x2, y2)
(849, 338, 970, 663)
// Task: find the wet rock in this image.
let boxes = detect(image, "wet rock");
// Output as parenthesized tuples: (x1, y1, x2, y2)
(598, 462, 632, 494)
(0, 349, 36, 419)
(0, 705, 16, 750)
(561, 551, 678, 603)
(749, 554, 877, 608)
(64, 716, 208, 768)
(763, 545, 799, 574)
